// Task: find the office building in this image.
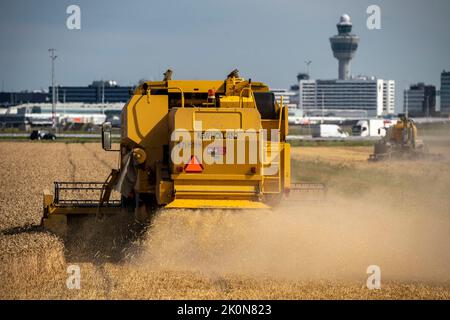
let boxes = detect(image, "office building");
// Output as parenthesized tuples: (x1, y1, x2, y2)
(441, 70, 450, 116)
(0, 91, 48, 107)
(404, 83, 436, 117)
(49, 80, 133, 103)
(271, 89, 298, 110)
(299, 77, 395, 117)
(383, 80, 395, 114)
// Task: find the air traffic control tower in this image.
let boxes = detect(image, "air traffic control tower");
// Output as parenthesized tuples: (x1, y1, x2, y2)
(330, 14, 359, 80)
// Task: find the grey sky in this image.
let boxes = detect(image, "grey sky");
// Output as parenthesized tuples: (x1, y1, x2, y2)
(1, 0, 449, 111)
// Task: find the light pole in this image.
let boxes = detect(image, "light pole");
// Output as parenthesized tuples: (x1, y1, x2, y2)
(49, 48, 57, 131)
(321, 91, 325, 124)
(404, 88, 408, 118)
(102, 80, 105, 114)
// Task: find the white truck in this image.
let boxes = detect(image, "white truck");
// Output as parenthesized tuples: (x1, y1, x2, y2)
(351, 119, 396, 137)
(311, 124, 349, 138)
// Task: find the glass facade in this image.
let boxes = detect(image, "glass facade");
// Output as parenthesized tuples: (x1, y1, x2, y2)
(299, 79, 394, 117)
(50, 85, 133, 103)
(441, 71, 450, 116)
(404, 83, 436, 117)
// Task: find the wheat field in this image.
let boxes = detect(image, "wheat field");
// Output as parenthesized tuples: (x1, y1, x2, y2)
(0, 141, 449, 299)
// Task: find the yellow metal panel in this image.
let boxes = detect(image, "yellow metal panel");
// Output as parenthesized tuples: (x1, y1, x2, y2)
(43, 190, 54, 207)
(194, 111, 242, 129)
(169, 107, 193, 131)
(170, 107, 262, 132)
(219, 96, 254, 108)
(175, 184, 256, 193)
(165, 199, 269, 209)
(283, 143, 291, 191)
(283, 107, 289, 137)
(124, 95, 168, 148)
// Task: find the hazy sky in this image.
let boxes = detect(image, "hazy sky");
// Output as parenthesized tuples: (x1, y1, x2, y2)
(1, 0, 449, 110)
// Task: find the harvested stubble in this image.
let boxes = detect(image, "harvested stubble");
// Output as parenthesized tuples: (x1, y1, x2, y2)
(0, 142, 449, 299)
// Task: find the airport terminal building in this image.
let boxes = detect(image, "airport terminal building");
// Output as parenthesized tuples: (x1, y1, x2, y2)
(49, 80, 132, 104)
(298, 78, 395, 118)
(1, 80, 133, 107)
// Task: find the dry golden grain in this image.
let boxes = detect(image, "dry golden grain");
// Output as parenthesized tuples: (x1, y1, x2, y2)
(0, 142, 449, 299)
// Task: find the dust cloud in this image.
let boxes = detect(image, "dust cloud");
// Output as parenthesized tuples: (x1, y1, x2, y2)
(136, 177, 450, 284)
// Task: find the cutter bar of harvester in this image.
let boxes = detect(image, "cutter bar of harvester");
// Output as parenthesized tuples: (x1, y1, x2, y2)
(41, 181, 122, 237)
(286, 182, 327, 202)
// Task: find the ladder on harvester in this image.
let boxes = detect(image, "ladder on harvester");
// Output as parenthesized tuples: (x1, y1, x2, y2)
(262, 141, 281, 194)
(261, 141, 327, 202)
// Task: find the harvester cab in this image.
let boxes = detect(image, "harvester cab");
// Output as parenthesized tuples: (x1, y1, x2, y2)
(42, 70, 324, 237)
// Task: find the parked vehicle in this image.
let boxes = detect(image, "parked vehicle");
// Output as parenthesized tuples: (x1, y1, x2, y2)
(29, 130, 56, 140)
(352, 119, 396, 137)
(311, 124, 348, 138)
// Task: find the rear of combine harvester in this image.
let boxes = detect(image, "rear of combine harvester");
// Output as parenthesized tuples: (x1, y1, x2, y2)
(369, 115, 430, 161)
(42, 70, 324, 237)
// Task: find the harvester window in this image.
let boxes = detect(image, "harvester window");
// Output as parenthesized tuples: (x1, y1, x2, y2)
(253, 92, 277, 119)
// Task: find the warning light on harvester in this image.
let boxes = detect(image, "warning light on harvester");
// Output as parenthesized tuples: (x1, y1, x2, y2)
(207, 88, 216, 104)
(184, 156, 204, 173)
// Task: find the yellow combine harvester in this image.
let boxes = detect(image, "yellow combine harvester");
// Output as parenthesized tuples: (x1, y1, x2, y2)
(369, 114, 426, 161)
(42, 70, 323, 237)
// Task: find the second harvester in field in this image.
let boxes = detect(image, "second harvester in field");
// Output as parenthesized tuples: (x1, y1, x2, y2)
(369, 114, 427, 161)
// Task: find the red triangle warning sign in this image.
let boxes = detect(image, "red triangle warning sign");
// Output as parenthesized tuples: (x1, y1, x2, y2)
(184, 156, 204, 173)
